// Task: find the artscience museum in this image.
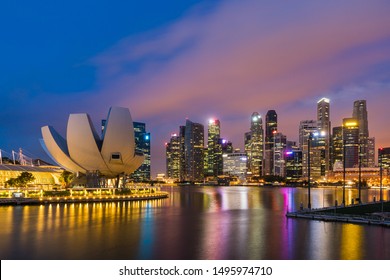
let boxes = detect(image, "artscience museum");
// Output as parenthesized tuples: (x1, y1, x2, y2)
(41, 107, 144, 186)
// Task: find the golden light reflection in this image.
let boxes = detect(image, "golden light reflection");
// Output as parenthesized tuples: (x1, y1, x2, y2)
(340, 225, 363, 260)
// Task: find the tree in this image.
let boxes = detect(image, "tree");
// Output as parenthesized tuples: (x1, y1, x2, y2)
(18, 172, 35, 186)
(59, 170, 74, 187)
(5, 172, 35, 188)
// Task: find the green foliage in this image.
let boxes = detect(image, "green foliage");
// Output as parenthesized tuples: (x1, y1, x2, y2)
(59, 170, 74, 187)
(5, 172, 35, 187)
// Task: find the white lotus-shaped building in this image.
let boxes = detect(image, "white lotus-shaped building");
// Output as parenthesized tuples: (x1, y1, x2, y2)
(41, 107, 144, 178)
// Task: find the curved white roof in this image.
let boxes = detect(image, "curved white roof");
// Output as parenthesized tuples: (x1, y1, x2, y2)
(41, 107, 144, 178)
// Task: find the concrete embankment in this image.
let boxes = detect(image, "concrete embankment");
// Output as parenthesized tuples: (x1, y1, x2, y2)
(286, 201, 390, 227)
(0, 192, 169, 206)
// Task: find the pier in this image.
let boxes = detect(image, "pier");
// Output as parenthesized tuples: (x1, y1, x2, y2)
(286, 201, 390, 227)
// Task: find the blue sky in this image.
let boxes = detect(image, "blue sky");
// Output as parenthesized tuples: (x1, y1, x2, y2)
(1, 0, 390, 176)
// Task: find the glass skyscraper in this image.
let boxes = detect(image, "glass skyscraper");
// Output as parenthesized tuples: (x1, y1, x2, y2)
(246, 112, 264, 178)
(184, 119, 204, 182)
(131, 122, 151, 182)
(264, 110, 277, 175)
(207, 119, 222, 177)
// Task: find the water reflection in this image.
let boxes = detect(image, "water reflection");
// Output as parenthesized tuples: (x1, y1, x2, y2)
(0, 187, 389, 259)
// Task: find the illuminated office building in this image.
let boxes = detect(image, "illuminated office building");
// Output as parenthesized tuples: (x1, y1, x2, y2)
(317, 98, 331, 172)
(207, 119, 222, 177)
(343, 118, 359, 168)
(264, 110, 277, 175)
(285, 150, 303, 182)
(223, 152, 248, 182)
(379, 147, 390, 173)
(332, 126, 343, 170)
(352, 100, 375, 167)
(184, 119, 204, 182)
(166, 133, 181, 181)
(273, 132, 287, 177)
(246, 112, 264, 178)
(131, 122, 151, 182)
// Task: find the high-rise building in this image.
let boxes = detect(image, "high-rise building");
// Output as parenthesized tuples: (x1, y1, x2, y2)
(131, 122, 151, 182)
(285, 150, 303, 182)
(179, 125, 186, 181)
(352, 100, 373, 167)
(332, 126, 343, 170)
(317, 98, 331, 172)
(299, 120, 317, 179)
(246, 112, 264, 178)
(264, 110, 277, 175)
(184, 119, 204, 182)
(273, 132, 286, 177)
(220, 138, 233, 154)
(343, 118, 359, 168)
(207, 119, 222, 177)
(368, 137, 375, 167)
(223, 152, 248, 182)
(166, 133, 181, 181)
(379, 147, 390, 174)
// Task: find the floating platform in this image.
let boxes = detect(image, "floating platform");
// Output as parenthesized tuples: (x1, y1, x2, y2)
(286, 201, 390, 227)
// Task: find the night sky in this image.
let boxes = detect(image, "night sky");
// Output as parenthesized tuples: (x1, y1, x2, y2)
(1, 0, 390, 177)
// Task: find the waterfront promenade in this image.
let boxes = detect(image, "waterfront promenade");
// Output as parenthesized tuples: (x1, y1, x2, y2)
(0, 192, 169, 206)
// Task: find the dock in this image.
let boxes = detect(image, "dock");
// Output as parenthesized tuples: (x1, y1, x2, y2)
(286, 201, 390, 227)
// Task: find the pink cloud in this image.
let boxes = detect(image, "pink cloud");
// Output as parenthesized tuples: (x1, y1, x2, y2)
(91, 0, 390, 174)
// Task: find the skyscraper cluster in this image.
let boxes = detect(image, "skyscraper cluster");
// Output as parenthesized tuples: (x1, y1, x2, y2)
(165, 99, 378, 184)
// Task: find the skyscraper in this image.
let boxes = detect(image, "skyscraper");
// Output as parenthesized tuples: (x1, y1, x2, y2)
(273, 132, 287, 177)
(285, 150, 303, 182)
(343, 118, 359, 168)
(352, 100, 373, 167)
(166, 133, 181, 181)
(131, 122, 151, 182)
(299, 120, 323, 179)
(184, 119, 204, 182)
(264, 110, 277, 175)
(317, 98, 331, 172)
(207, 119, 222, 177)
(332, 126, 343, 169)
(246, 112, 264, 178)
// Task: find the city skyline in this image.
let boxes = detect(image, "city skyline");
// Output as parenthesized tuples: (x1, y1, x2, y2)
(1, 0, 390, 177)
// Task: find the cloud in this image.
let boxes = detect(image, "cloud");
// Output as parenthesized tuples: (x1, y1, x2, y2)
(89, 0, 390, 173)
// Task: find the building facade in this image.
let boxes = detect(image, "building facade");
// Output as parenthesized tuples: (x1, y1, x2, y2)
(166, 133, 181, 181)
(264, 110, 277, 175)
(343, 118, 360, 168)
(246, 112, 264, 179)
(184, 119, 204, 182)
(317, 98, 331, 173)
(131, 122, 151, 182)
(207, 119, 222, 177)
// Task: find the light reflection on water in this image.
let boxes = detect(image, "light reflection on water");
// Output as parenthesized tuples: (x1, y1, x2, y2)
(0, 186, 389, 260)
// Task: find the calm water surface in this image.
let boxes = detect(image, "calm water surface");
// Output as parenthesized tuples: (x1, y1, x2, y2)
(0, 186, 389, 260)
